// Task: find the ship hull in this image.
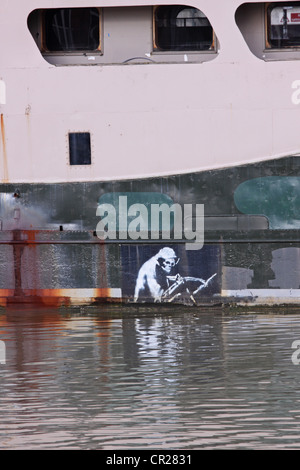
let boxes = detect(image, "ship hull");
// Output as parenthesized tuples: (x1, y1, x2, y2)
(1, 153, 300, 307)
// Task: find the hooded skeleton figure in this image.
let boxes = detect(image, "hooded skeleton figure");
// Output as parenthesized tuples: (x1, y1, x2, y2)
(134, 247, 179, 302)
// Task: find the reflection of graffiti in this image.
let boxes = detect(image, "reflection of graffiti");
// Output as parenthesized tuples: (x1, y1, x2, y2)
(134, 247, 180, 302)
(162, 273, 217, 304)
(134, 246, 216, 303)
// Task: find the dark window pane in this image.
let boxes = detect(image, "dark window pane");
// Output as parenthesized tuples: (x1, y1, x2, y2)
(69, 133, 91, 165)
(154, 5, 213, 51)
(268, 2, 300, 48)
(45, 8, 100, 52)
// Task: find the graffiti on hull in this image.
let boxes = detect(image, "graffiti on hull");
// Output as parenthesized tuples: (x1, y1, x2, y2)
(122, 244, 220, 304)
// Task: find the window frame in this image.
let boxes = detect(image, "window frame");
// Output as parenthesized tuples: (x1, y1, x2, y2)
(68, 132, 92, 166)
(41, 7, 102, 55)
(152, 5, 216, 53)
(265, 1, 300, 49)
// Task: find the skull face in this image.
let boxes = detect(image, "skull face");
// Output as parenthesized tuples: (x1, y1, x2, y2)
(156, 247, 179, 273)
(161, 258, 177, 273)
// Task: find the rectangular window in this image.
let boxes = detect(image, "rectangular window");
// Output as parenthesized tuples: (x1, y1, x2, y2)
(44, 8, 101, 52)
(153, 5, 214, 51)
(69, 133, 91, 165)
(267, 2, 300, 48)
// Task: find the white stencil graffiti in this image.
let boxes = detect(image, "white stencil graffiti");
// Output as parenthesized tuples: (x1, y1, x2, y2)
(134, 247, 216, 304)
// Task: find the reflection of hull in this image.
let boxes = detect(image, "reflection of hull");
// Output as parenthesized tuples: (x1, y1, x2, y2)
(1, 154, 300, 307)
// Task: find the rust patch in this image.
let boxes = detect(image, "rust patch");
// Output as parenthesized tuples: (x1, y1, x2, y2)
(0, 114, 8, 182)
(0, 287, 119, 308)
(10, 230, 42, 303)
(12, 230, 24, 298)
(1, 231, 120, 307)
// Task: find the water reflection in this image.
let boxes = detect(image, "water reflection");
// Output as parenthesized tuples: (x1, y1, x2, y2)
(0, 305, 300, 449)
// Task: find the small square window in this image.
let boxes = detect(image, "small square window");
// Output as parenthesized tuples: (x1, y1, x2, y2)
(69, 132, 91, 165)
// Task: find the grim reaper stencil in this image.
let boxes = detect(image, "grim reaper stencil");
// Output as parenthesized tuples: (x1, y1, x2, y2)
(134, 247, 216, 304)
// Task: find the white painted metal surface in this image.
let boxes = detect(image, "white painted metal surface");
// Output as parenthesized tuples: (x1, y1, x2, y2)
(0, 1, 300, 183)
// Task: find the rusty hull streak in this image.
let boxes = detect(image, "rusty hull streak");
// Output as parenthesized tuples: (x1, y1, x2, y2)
(0, 289, 118, 308)
(12, 230, 24, 298)
(0, 229, 117, 307)
(0, 114, 8, 182)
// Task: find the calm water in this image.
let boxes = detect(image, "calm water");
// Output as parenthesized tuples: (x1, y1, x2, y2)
(1, 304, 300, 450)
